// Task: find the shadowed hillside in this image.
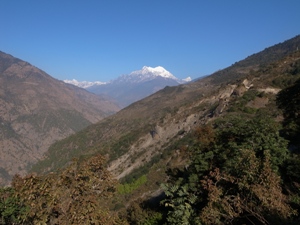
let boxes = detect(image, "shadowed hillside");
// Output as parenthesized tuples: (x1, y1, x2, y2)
(0, 51, 120, 185)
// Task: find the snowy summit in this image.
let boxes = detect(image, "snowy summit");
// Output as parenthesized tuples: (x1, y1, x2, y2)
(63, 66, 192, 88)
(130, 66, 176, 79)
(120, 66, 191, 84)
(63, 79, 106, 88)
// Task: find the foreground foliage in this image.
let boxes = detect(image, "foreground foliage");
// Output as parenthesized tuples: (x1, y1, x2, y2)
(161, 115, 296, 224)
(1, 155, 126, 225)
(277, 78, 300, 149)
(159, 79, 300, 224)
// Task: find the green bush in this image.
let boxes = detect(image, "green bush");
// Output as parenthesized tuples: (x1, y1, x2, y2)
(117, 175, 147, 195)
(0, 187, 27, 224)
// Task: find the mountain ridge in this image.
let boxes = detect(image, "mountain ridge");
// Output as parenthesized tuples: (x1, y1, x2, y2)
(64, 66, 191, 108)
(32, 35, 300, 181)
(0, 51, 120, 185)
(4, 35, 300, 224)
(64, 66, 191, 87)
(63, 79, 106, 88)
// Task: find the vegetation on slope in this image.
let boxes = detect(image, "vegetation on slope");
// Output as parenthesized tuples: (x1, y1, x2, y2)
(161, 116, 293, 224)
(1, 155, 126, 224)
(210, 35, 300, 84)
(122, 74, 300, 224)
(1, 36, 300, 224)
(0, 51, 120, 186)
(3, 81, 300, 224)
(30, 35, 300, 177)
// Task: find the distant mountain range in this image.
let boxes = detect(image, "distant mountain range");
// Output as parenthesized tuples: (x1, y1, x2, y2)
(64, 66, 191, 107)
(33, 34, 300, 192)
(63, 79, 106, 88)
(0, 51, 120, 185)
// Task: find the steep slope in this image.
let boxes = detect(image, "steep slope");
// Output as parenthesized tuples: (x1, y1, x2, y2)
(71, 66, 191, 108)
(0, 51, 120, 185)
(209, 35, 300, 84)
(32, 34, 300, 181)
(8, 41, 300, 225)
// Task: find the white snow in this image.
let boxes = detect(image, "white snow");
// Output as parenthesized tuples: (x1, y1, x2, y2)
(182, 76, 192, 82)
(63, 79, 106, 88)
(63, 66, 191, 88)
(130, 66, 176, 79)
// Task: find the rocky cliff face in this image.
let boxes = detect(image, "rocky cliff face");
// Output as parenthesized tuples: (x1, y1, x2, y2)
(0, 51, 120, 185)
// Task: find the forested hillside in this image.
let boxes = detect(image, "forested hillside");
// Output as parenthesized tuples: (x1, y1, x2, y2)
(1, 36, 300, 224)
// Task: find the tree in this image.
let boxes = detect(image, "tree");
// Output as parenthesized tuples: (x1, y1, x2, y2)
(0, 187, 27, 224)
(277, 78, 300, 150)
(276, 78, 300, 221)
(161, 116, 294, 224)
(12, 154, 126, 225)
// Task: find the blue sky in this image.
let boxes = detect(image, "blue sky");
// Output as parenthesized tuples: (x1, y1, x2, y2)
(1, 1, 299, 82)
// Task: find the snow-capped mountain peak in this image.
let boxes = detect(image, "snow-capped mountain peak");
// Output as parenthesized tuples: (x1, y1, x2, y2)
(64, 79, 106, 88)
(182, 76, 192, 82)
(118, 66, 179, 84)
(63, 66, 191, 89)
(130, 66, 176, 79)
